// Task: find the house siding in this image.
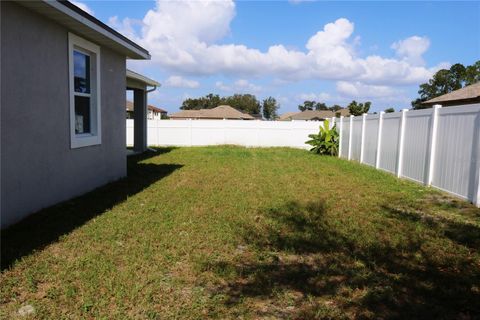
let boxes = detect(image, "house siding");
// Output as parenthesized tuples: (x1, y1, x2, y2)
(1, 2, 127, 228)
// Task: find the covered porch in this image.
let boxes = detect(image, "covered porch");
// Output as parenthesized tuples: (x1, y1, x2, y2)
(126, 69, 160, 155)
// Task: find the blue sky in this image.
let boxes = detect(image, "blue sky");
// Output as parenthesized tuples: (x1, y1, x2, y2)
(74, 0, 479, 114)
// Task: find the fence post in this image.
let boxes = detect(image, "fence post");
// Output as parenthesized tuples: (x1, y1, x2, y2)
(360, 113, 367, 163)
(396, 109, 408, 178)
(426, 104, 441, 186)
(348, 115, 354, 160)
(338, 116, 344, 158)
(189, 119, 193, 146)
(375, 111, 384, 169)
(474, 169, 480, 207)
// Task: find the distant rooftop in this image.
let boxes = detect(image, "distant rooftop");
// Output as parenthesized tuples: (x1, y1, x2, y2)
(170, 105, 255, 120)
(423, 82, 480, 106)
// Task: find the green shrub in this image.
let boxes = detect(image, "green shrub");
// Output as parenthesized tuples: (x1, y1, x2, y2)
(305, 119, 339, 156)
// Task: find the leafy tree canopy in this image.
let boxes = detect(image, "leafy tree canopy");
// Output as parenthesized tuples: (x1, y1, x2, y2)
(411, 60, 480, 109)
(348, 100, 371, 116)
(181, 93, 261, 116)
(384, 107, 395, 113)
(262, 97, 279, 120)
(298, 101, 344, 112)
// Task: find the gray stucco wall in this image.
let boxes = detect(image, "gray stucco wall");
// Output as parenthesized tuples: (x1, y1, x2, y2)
(1, 2, 127, 228)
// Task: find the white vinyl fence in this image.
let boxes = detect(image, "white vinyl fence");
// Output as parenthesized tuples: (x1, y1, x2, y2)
(127, 119, 325, 149)
(337, 103, 480, 207)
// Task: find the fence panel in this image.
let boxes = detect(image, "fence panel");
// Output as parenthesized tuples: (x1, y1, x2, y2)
(340, 118, 350, 158)
(432, 104, 480, 200)
(127, 119, 324, 149)
(378, 113, 401, 174)
(351, 117, 363, 161)
(401, 109, 433, 183)
(363, 115, 379, 166)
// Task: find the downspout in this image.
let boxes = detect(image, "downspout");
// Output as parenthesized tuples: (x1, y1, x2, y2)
(146, 85, 157, 93)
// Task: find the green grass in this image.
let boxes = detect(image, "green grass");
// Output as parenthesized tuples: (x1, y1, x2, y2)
(1, 146, 479, 319)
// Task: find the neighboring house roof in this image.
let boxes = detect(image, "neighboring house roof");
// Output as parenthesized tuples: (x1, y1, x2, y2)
(335, 108, 351, 117)
(126, 101, 167, 113)
(278, 112, 300, 121)
(290, 110, 336, 120)
(149, 105, 167, 114)
(279, 108, 350, 121)
(423, 82, 480, 106)
(18, 0, 150, 59)
(170, 105, 255, 120)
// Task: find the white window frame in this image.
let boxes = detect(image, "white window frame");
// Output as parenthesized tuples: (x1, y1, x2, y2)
(68, 33, 101, 149)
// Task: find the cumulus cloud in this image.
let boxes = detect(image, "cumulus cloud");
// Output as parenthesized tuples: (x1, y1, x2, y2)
(71, 1, 94, 15)
(391, 36, 430, 66)
(110, 0, 442, 86)
(164, 76, 200, 89)
(216, 79, 262, 93)
(336, 81, 403, 99)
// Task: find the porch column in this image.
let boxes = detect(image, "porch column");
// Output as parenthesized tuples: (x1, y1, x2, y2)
(133, 88, 147, 153)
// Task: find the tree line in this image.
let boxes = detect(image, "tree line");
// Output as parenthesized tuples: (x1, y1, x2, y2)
(181, 93, 279, 120)
(179, 60, 480, 120)
(181, 93, 381, 118)
(412, 60, 480, 109)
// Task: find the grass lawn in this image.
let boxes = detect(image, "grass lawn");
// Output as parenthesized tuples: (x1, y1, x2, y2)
(1, 146, 480, 319)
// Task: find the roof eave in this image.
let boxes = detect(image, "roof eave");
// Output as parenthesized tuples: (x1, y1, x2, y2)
(18, 0, 150, 60)
(126, 69, 161, 87)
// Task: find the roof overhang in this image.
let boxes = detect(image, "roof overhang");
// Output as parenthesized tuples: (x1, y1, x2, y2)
(17, 0, 150, 60)
(126, 69, 161, 90)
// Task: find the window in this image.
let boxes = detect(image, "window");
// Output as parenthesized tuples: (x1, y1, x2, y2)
(69, 33, 101, 148)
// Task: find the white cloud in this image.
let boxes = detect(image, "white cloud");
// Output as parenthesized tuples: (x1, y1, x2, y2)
(110, 0, 443, 86)
(336, 81, 403, 99)
(215, 79, 261, 93)
(164, 76, 200, 89)
(391, 36, 430, 66)
(71, 1, 94, 16)
(297, 92, 331, 101)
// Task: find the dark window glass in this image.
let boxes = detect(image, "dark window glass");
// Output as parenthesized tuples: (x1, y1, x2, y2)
(75, 96, 91, 134)
(74, 51, 90, 93)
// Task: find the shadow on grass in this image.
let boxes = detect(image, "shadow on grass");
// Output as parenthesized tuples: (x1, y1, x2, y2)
(204, 200, 480, 319)
(1, 153, 182, 270)
(383, 205, 480, 250)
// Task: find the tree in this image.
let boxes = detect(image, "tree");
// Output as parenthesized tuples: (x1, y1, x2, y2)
(181, 93, 222, 110)
(298, 100, 316, 111)
(384, 107, 395, 113)
(315, 102, 328, 110)
(224, 94, 261, 115)
(465, 61, 480, 85)
(180, 93, 262, 115)
(347, 100, 371, 116)
(298, 100, 329, 111)
(411, 61, 480, 109)
(329, 104, 342, 112)
(262, 97, 279, 120)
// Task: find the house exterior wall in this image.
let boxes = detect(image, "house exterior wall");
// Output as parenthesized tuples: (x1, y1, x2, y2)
(1, 2, 127, 228)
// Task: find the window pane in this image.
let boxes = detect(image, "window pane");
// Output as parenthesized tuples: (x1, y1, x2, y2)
(75, 96, 91, 134)
(73, 50, 90, 93)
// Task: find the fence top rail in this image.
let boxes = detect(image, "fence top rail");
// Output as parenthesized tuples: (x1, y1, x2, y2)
(437, 103, 480, 115)
(365, 114, 380, 120)
(382, 112, 403, 119)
